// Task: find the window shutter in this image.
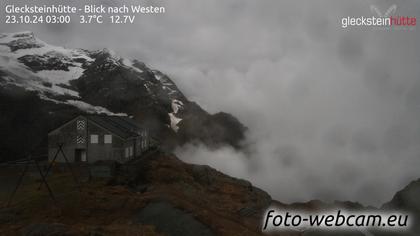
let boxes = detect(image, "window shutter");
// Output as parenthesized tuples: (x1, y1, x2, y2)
(76, 135, 85, 144)
(77, 120, 86, 130)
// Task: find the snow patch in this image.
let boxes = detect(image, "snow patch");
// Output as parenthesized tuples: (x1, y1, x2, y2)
(122, 58, 143, 73)
(0, 55, 80, 98)
(169, 113, 182, 132)
(168, 99, 184, 132)
(38, 94, 127, 116)
(0, 32, 94, 99)
(36, 66, 84, 85)
(153, 71, 163, 81)
(51, 84, 80, 97)
(172, 99, 184, 114)
(66, 100, 126, 116)
(152, 70, 181, 98)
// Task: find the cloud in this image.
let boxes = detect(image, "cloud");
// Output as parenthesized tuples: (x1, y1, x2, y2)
(3, 0, 420, 206)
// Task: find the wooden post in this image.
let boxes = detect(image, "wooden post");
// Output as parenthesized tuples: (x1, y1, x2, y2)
(37, 143, 61, 190)
(34, 157, 56, 203)
(6, 160, 29, 207)
(7, 156, 57, 207)
(38, 143, 81, 192)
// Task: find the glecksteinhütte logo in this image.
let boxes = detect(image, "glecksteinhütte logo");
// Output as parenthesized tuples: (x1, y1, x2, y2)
(341, 4, 416, 29)
(370, 4, 397, 18)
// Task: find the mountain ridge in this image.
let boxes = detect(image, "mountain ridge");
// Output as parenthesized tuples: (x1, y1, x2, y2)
(0, 31, 246, 161)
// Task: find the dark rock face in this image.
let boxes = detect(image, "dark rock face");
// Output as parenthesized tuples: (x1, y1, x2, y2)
(179, 111, 247, 149)
(382, 179, 420, 234)
(71, 50, 167, 113)
(18, 53, 75, 72)
(382, 179, 420, 213)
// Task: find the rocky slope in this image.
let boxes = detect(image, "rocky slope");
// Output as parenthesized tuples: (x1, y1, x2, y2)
(0, 150, 273, 236)
(381, 179, 420, 235)
(0, 32, 246, 162)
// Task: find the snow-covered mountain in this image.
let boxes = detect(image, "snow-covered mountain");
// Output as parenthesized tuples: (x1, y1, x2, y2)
(0, 32, 179, 117)
(0, 32, 246, 161)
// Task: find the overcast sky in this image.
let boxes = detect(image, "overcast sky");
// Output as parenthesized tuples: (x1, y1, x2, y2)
(2, 0, 420, 206)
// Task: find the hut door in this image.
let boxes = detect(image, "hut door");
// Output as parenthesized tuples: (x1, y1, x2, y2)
(75, 149, 87, 162)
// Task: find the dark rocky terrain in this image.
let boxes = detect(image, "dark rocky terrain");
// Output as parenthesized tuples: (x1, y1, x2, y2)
(0, 150, 273, 236)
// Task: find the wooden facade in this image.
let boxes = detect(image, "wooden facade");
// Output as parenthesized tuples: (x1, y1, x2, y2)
(48, 115, 149, 163)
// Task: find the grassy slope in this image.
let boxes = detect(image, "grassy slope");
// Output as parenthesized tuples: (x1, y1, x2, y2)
(0, 151, 300, 236)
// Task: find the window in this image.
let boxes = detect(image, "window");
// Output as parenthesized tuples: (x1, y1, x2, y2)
(104, 134, 112, 144)
(125, 146, 134, 159)
(125, 147, 129, 159)
(90, 134, 98, 144)
(129, 146, 133, 157)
